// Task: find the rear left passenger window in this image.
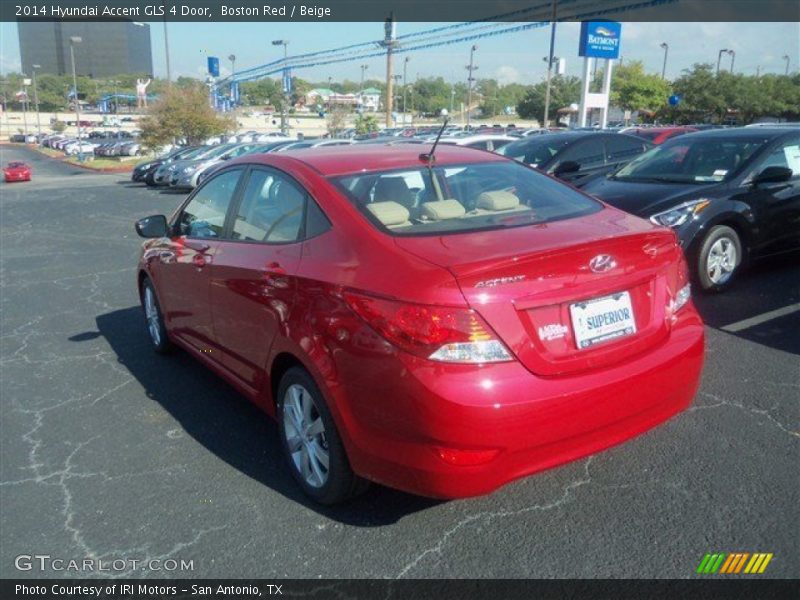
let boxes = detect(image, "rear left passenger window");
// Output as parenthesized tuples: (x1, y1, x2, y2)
(231, 169, 306, 243)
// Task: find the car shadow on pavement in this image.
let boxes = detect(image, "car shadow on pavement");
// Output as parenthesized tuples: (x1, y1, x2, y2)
(81, 306, 442, 525)
(692, 253, 799, 355)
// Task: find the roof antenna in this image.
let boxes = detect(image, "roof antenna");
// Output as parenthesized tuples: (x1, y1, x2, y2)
(419, 109, 449, 164)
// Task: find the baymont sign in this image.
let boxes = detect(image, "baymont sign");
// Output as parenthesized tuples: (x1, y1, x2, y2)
(579, 21, 622, 59)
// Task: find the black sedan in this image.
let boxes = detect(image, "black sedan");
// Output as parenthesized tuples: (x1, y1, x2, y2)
(131, 146, 199, 185)
(497, 131, 651, 186)
(582, 127, 800, 292)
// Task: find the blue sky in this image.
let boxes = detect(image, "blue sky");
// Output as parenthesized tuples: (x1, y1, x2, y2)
(1, 21, 797, 83)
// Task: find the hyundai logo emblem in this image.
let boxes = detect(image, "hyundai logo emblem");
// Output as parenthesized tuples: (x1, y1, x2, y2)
(589, 254, 617, 273)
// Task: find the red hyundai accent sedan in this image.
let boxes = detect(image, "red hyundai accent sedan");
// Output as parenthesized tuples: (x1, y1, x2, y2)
(135, 144, 704, 504)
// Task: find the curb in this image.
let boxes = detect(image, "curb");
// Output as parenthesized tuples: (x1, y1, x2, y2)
(6, 142, 136, 174)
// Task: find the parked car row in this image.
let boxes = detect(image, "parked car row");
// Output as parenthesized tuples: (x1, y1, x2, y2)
(37, 133, 144, 157)
(133, 139, 358, 191)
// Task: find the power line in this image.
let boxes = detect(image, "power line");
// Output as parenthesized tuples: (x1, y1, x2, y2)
(218, 0, 677, 85)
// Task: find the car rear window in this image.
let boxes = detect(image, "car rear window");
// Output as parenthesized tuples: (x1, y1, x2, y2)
(497, 137, 573, 167)
(332, 161, 601, 236)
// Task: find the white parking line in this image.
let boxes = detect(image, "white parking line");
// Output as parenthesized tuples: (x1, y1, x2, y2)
(721, 303, 800, 333)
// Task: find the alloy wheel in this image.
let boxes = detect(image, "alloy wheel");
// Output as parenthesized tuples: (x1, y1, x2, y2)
(282, 384, 329, 488)
(143, 286, 161, 347)
(706, 236, 738, 285)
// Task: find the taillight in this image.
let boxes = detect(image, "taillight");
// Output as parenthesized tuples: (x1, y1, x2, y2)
(343, 291, 513, 364)
(669, 255, 692, 318)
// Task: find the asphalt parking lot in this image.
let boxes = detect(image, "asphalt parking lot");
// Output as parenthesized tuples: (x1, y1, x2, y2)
(1, 144, 798, 579)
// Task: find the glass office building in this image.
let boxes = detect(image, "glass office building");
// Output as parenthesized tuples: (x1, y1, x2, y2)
(19, 21, 153, 78)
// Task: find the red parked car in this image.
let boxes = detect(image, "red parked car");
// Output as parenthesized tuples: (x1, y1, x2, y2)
(624, 126, 698, 145)
(3, 161, 32, 182)
(135, 144, 704, 504)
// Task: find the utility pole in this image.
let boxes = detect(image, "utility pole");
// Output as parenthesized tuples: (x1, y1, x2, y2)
(392, 74, 402, 118)
(69, 36, 83, 161)
(783, 54, 790, 75)
(465, 44, 478, 130)
(382, 13, 396, 127)
(31, 65, 41, 139)
(402, 56, 410, 116)
(729, 50, 735, 74)
(660, 42, 669, 79)
(272, 39, 289, 134)
(542, 0, 558, 128)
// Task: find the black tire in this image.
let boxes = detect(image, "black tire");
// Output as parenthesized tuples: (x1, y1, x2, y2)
(276, 367, 368, 504)
(695, 225, 743, 293)
(141, 278, 173, 354)
(144, 172, 157, 187)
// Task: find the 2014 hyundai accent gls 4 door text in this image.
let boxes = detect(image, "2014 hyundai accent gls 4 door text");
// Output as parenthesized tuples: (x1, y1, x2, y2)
(135, 144, 704, 504)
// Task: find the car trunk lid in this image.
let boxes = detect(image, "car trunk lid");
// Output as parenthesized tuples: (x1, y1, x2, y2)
(394, 208, 684, 376)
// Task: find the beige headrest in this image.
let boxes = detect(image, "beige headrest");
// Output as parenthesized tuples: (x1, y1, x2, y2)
(477, 190, 521, 211)
(421, 199, 466, 221)
(366, 201, 411, 227)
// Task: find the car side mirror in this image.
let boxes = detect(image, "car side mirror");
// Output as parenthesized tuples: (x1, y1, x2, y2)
(553, 160, 580, 177)
(135, 215, 169, 238)
(752, 166, 793, 185)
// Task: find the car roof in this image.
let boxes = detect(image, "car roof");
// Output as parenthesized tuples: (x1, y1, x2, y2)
(241, 143, 506, 176)
(439, 134, 517, 143)
(628, 126, 695, 132)
(676, 127, 796, 140)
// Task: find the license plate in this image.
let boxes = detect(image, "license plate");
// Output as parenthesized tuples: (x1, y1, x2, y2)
(570, 291, 636, 350)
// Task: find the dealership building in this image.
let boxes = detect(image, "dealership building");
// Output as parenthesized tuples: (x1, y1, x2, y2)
(18, 21, 153, 78)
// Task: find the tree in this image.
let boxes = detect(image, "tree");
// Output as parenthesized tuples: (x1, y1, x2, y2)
(408, 77, 454, 116)
(240, 78, 282, 107)
(477, 80, 529, 118)
(139, 86, 234, 150)
(516, 75, 581, 123)
(326, 107, 349, 137)
(355, 114, 379, 135)
(609, 60, 672, 114)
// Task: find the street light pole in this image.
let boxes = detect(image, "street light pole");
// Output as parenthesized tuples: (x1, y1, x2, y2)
(392, 74, 402, 118)
(783, 54, 791, 75)
(69, 36, 84, 161)
(272, 40, 289, 134)
(542, 0, 558, 128)
(21, 78, 28, 137)
(728, 50, 735, 74)
(228, 54, 236, 105)
(359, 64, 368, 111)
(402, 56, 410, 116)
(160, 1, 172, 85)
(716, 48, 729, 75)
(31, 64, 41, 139)
(465, 44, 478, 130)
(660, 42, 669, 79)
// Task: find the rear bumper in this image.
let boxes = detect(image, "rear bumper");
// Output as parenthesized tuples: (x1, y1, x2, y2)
(330, 307, 704, 499)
